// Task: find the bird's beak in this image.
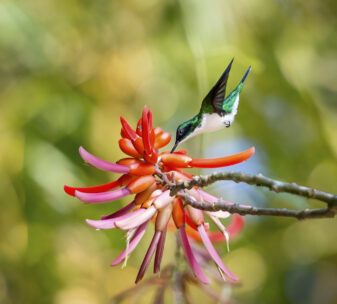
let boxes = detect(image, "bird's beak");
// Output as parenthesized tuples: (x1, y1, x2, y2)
(170, 141, 179, 153)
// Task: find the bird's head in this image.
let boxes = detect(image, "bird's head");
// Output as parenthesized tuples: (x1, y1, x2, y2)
(171, 119, 195, 153)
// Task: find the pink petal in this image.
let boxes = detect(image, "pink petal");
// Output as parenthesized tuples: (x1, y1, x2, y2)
(86, 209, 145, 229)
(101, 201, 136, 220)
(198, 189, 232, 218)
(197, 224, 238, 282)
(198, 189, 233, 205)
(79, 146, 130, 173)
(205, 210, 230, 218)
(110, 221, 149, 266)
(154, 228, 167, 274)
(179, 226, 210, 284)
(153, 190, 175, 210)
(135, 231, 161, 283)
(209, 215, 230, 252)
(114, 206, 156, 230)
(75, 188, 131, 203)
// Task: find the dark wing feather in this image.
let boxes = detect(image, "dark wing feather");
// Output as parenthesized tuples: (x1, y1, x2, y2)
(201, 59, 234, 115)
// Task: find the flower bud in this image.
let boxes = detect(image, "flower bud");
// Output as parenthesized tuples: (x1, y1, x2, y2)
(119, 138, 142, 158)
(161, 153, 192, 168)
(153, 190, 175, 210)
(155, 204, 173, 232)
(127, 175, 155, 194)
(172, 198, 185, 228)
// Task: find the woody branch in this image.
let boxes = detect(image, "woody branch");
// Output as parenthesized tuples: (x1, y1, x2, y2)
(169, 171, 337, 220)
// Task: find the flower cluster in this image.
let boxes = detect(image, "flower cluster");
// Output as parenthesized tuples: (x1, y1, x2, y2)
(64, 106, 254, 284)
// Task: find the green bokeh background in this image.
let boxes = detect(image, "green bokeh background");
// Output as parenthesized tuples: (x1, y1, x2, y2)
(1, 0, 336, 303)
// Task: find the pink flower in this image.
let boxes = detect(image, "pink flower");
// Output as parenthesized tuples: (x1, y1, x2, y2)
(64, 106, 253, 284)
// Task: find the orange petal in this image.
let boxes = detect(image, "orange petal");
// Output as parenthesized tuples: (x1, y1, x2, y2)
(153, 127, 163, 136)
(132, 137, 145, 156)
(128, 162, 156, 176)
(189, 146, 255, 168)
(144, 152, 158, 164)
(134, 182, 158, 205)
(127, 175, 156, 194)
(117, 158, 142, 166)
(149, 129, 155, 149)
(160, 153, 192, 168)
(119, 138, 142, 158)
(118, 174, 138, 186)
(172, 198, 185, 228)
(154, 132, 171, 149)
(185, 225, 201, 241)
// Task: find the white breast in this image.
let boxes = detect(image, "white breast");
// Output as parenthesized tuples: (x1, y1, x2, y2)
(197, 95, 240, 134)
(179, 95, 239, 144)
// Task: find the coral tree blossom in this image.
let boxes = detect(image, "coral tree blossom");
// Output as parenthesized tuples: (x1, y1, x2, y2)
(64, 106, 254, 284)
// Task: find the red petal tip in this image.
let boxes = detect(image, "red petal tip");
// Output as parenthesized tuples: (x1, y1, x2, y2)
(142, 105, 152, 154)
(64, 185, 75, 196)
(120, 117, 138, 141)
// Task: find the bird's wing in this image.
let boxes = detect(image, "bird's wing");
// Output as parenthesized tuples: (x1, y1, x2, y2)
(201, 59, 234, 114)
(222, 66, 251, 113)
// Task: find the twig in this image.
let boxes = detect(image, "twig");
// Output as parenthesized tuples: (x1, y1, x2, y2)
(179, 192, 336, 220)
(185, 272, 235, 304)
(110, 266, 172, 303)
(152, 282, 169, 304)
(170, 171, 337, 208)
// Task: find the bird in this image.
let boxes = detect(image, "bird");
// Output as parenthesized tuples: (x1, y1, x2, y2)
(171, 59, 251, 153)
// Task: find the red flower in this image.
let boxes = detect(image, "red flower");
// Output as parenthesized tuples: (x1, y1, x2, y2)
(64, 106, 254, 284)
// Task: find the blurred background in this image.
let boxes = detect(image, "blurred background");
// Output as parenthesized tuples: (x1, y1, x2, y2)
(0, 0, 336, 303)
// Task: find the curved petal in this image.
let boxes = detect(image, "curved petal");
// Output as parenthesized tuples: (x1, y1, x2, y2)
(154, 228, 167, 273)
(79, 146, 130, 173)
(120, 117, 138, 141)
(205, 210, 230, 218)
(135, 231, 161, 283)
(198, 225, 238, 282)
(179, 226, 210, 284)
(86, 209, 145, 229)
(142, 105, 152, 155)
(209, 215, 230, 252)
(101, 201, 136, 220)
(114, 206, 157, 230)
(64, 180, 121, 196)
(111, 221, 149, 266)
(198, 189, 219, 203)
(198, 190, 232, 218)
(189, 146, 255, 168)
(75, 188, 131, 203)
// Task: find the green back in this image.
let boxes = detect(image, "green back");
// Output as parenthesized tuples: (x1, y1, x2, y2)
(222, 82, 243, 113)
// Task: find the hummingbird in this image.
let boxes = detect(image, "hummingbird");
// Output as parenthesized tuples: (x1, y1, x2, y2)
(171, 59, 251, 153)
